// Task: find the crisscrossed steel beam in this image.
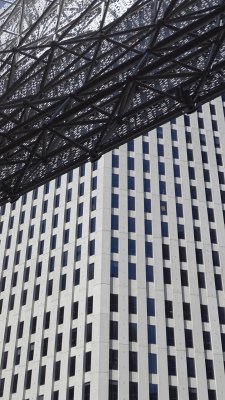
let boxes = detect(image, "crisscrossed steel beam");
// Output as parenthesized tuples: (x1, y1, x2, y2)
(0, 0, 225, 204)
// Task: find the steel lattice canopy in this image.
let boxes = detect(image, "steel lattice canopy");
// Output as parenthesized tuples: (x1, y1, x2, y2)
(0, 0, 225, 204)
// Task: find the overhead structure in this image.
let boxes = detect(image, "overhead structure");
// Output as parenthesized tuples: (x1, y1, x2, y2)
(0, 0, 225, 204)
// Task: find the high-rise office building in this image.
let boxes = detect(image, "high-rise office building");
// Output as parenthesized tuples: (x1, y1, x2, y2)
(1, 96, 225, 400)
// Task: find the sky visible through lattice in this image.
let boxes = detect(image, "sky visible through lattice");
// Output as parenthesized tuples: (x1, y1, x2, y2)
(0, 0, 16, 8)
(0, 0, 137, 44)
(0, 0, 135, 18)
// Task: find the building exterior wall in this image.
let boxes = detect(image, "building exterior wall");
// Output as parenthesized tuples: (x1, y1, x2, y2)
(0, 98, 225, 399)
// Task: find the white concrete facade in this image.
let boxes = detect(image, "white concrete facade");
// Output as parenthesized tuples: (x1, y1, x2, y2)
(0, 98, 225, 400)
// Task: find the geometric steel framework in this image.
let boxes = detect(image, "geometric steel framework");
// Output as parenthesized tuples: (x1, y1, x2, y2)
(0, 1, 225, 204)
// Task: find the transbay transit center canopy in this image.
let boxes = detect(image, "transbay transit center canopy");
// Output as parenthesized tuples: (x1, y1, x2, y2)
(0, 0, 225, 204)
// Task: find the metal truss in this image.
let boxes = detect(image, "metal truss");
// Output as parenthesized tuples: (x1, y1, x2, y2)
(0, 0, 225, 204)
